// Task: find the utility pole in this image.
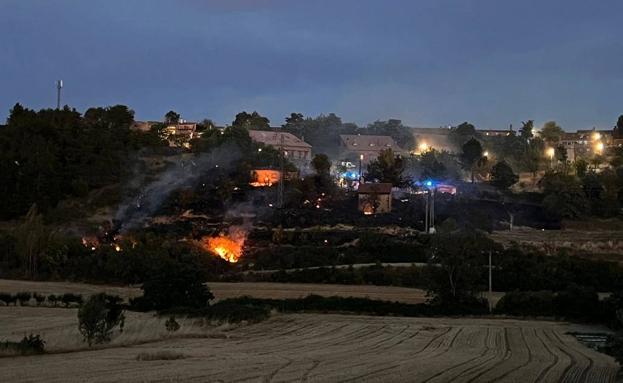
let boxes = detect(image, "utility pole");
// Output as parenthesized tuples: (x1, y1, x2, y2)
(277, 134, 285, 208)
(488, 250, 493, 313)
(56, 80, 63, 109)
(430, 189, 435, 232)
(424, 191, 429, 233)
(358, 154, 363, 181)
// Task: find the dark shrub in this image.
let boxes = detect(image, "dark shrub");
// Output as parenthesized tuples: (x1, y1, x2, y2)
(553, 285, 600, 321)
(61, 293, 83, 307)
(0, 334, 46, 356)
(132, 261, 213, 311)
(165, 316, 180, 332)
(0, 293, 12, 305)
(78, 293, 125, 346)
(33, 293, 46, 305)
(495, 291, 555, 317)
(16, 292, 32, 306)
(47, 294, 59, 307)
(207, 302, 271, 323)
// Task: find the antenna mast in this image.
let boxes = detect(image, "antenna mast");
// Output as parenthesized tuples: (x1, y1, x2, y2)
(277, 134, 285, 208)
(56, 80, 63, 109)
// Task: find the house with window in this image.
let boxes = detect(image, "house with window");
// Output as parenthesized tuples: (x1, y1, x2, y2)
(248, 130, 312, 168)
(339, 134, 405, 164)
(358, 183, 393, 214)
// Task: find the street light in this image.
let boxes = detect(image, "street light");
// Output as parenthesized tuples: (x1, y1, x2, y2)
(546, 147, 555, 169)
(546, 147, 555, 159)
(595, 142, 604, 154)
(359, 154, 364, 181)
(418, 142, 429, 154)
(483, 151, 489, 158)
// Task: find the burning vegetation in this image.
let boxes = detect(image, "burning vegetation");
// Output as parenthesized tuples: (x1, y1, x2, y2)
(249, 169, 281, 187)
(200, 226, 247, 263)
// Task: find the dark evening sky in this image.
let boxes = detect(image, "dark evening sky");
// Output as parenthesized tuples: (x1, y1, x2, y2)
(1, 0, 622, 130)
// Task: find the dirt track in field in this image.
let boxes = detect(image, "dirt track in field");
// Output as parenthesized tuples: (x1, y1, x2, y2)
(0, 307, 618, 383)
(0, 279, 432, 304)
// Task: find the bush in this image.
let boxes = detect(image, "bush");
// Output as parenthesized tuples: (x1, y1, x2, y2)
(33, 293, 46, 306)
(132, 261, 213, 311)
(495, 291, 555, 317)
(78, 293, 125, 346)
(47, 294, 59, 307)
(221, 295, 487, 317)
(496, 287, 603, 321)
(61, 293, 83, 307)
(165, 316, 180, 332)
(136, 351, 186, 361)
(0, 334, 45, 356)
(160, 302, 271, 324)
(16, 292, 32, 306)
(0, 293, 14, 306)
(207, 302, 271, 324)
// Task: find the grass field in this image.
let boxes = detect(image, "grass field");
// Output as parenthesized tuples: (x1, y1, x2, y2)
(0, 308, 617, 382)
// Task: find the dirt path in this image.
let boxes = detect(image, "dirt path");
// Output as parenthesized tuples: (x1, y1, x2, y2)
(0, 311, 617, 382)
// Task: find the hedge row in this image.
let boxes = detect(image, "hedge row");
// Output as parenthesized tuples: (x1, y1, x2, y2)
(0, 334, 45, 357)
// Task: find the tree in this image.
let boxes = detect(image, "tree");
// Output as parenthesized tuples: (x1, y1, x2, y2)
(614, 115, 623, 139)
(284, 112, 304, 127)
(366, 119, 415, 151)
(419, 150, 447, 181)
(449, 122, 477, 148)
(555, 144, 568, 163)
(540, 121, 563, 144)
(78, 293, 125, 346)
(164, 110, 180, 124)
(540, 172, 588, 218)
(13, 205, 52, 278)
(519, 120, 534, 141)
(460, 138, 484, 183)
(366, 149, 405, 186)
(311, 154, 331, 176)
(232, 111, 270, 130)
(490, 161, 518, 190)
(574, 158, 588, 178)
(425, 231, 491, 310)
(136, 261, 214, 310)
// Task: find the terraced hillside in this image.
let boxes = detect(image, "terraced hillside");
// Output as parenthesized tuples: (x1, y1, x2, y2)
(0, 311, 617, 382)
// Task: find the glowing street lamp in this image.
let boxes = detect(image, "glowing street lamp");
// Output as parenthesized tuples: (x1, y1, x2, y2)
(595, 142, 604, 154)
(418, 142, 429, 153)
(359, 154, 364, 180)
(483, 151, 489, 158)
(592, 132, 602, 141)
(546, 147, 555, 169)
(546, 147, 555, 159)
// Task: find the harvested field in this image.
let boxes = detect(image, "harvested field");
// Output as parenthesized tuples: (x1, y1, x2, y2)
(0, 308, 617, 382)
(0, 279, 431, 304)
(491, 227, 623, 257)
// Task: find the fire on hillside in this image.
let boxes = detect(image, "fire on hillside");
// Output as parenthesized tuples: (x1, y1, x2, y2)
(200, 225, 247, 263)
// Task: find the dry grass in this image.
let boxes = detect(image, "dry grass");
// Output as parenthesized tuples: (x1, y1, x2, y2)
(0, 306, 224, 353)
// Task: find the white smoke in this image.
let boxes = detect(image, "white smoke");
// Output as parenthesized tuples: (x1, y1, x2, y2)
(115, 144, 243, 231)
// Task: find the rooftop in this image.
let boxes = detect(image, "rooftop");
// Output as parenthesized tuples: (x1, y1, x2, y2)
(340, 134, 403, 152)
(249, 130, 311, 148)
(358, 183, 393, 194)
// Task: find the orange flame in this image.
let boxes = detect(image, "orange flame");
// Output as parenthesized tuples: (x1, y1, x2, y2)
(201, 226, 247, 263)
(250, 169, 281, 187)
